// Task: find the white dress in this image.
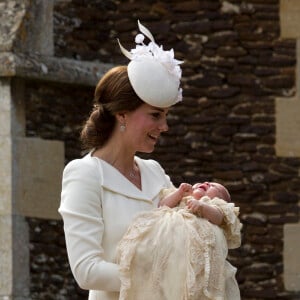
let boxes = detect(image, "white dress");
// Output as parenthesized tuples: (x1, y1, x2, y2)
(116, 196, 242, 300)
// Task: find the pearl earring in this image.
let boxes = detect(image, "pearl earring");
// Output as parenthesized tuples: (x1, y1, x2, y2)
(120, 124, 126, 132)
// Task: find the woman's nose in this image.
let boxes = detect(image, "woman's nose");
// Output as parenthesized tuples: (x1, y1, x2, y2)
(159, 120, 168, 132)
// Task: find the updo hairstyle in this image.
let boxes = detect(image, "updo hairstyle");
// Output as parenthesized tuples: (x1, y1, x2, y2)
(80, 66, 144, 150)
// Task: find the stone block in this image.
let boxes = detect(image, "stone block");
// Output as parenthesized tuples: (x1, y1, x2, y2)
(280, 0, 300, 38)
(0, 78, 13, 137)
(0, 215, 12, 295)
(14, 137, 64, 220)
(276, 97, 300, 156)
(284, 223, 300, 291)
(0, 215, 30, 298)
(0, 1, 26, 52)
(276, 38, 300, 157)
(12, 215, 30, 297)
(0, 0, 54, 55)
(0, 137, 12, 215)
(0, 52, 113, 87)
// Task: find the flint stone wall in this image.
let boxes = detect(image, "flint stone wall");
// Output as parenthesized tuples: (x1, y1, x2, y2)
(24, 0, 300, 299)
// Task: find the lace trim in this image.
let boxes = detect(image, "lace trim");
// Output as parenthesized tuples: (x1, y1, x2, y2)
(116, 206, 240, 300)
(201, 196, 243, 249)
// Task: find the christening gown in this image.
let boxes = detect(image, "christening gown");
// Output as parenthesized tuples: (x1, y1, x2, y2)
(116, 194, 242, 300)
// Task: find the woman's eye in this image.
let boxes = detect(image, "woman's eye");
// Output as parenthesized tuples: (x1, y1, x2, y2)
(151, 113, 160, 119)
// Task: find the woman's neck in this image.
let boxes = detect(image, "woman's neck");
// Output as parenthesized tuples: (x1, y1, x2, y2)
(92, 142, 139, 176)
(92, 135, 141, 189)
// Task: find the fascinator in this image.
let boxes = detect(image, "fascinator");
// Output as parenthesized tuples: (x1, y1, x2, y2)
(118, 21, 183, 108)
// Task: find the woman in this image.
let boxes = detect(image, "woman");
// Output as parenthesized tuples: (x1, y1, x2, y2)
(59, 21, 183, 300)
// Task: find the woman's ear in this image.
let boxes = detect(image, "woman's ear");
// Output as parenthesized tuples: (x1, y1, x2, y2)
(116, 112, 126, 124)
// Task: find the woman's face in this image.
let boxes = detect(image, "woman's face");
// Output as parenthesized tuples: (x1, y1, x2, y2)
(124, 103, 169, 153)
(192, 182, 226, 200)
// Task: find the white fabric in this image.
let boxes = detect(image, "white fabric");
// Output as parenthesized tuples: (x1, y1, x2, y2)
(116, 197, 242, 300)
(59, 153, 173, 300)
(118, 20, 182, 108)
(128, 57, 180, 108)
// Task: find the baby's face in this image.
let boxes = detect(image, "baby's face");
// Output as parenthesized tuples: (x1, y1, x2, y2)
(192, 182, 227, 200)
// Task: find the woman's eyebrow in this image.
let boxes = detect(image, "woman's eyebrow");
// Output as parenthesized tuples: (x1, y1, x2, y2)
(151, 106, 169, 113)
(154, 108, 166, 113)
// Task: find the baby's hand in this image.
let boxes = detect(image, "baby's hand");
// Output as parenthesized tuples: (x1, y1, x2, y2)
(178, 183, 193, 197)
(186, 198, 203, 214)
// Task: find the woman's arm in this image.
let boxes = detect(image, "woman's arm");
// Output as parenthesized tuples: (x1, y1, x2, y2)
(59, 159, 121, 291)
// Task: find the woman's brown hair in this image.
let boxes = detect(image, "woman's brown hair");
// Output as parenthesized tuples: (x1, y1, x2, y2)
(80, 66, 144, 150)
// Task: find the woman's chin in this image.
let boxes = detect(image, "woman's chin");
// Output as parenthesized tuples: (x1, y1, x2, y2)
(138, 145, 155, 154)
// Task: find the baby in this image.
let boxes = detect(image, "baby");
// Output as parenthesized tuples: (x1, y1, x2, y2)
(159, 181, 231, 225)
(117, 182, 242, 300)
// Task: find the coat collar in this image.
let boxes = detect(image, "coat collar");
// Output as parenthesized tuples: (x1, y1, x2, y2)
(88, 154, 165, 203)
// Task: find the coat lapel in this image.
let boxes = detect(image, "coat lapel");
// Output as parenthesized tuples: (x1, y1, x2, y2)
(96, 156, 165, 203)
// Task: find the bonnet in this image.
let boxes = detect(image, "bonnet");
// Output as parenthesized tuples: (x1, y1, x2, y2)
(118, 21, 183, 108)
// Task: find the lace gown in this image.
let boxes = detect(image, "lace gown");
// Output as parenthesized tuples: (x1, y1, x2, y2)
(116, 196, 242, 300)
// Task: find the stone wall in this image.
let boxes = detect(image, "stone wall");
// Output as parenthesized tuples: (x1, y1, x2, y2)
(21, 0, 300, 299)
(25, 80, 92, 299)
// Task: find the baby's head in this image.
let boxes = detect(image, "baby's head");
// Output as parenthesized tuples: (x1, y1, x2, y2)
(192, 182, 231, 202)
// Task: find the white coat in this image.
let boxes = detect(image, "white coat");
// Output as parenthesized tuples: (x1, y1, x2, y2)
(59, 153, 173, 300)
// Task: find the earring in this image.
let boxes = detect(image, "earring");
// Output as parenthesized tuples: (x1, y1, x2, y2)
(120, 124, 126, 132)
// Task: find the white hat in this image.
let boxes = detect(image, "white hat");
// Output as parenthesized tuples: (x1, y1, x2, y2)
(118, 21, 183, 108)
